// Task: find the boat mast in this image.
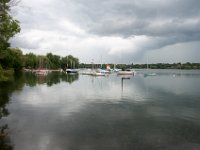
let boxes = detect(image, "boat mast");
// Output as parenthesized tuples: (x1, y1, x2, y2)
(70, 60, 72, 69)
(66, 55, 68, 69)
(101, 55, 102, 69)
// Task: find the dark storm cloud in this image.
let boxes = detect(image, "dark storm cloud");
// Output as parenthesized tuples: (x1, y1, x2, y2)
(11, 0, 200, 63)
(69, 0, 200, 38)
(61, 0, 200, 62)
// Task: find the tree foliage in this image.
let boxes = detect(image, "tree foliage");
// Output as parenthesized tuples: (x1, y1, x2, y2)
(79, 63, 200, 70)
(0, 0, 20, 50)
(24, 53, 37, 69)
(47, 53, 60, 69)
(0, 48, 23, 70)
(24, 52, 79, 70)
(0, 0, 21, 79)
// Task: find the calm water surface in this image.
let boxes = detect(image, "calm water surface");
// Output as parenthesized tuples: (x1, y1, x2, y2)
(0, 70, 200, 150)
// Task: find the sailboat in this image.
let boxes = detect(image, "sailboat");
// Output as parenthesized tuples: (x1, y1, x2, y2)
(117, 69, 134, 75)
(117, 50, 134, 76)
(66, 68, 78, 74)
(35, 58, 48, 76)
(144, 55, 156, 76)
(66, 59, 79, 74)
(113, 64, 121, 72)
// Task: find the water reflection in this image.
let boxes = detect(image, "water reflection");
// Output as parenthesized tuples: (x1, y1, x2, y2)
(121, 76, 131, 92)
(24, 72, 79, 86)
(0, 72, 79, 150)
(137, 69, 200, 78)
(1, 70, 200, 150)
(0, 74, 25, 150)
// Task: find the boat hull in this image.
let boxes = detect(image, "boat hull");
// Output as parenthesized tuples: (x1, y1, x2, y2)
(117, 71, 134, 75)
(66, 69, 78, 74)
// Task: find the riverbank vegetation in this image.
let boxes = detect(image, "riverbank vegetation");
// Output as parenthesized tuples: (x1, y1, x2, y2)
(24, 52, 79, 70)
(0, 0, 20, 81)
(79, 62, 200, 70)
(0, 49, 79, 80)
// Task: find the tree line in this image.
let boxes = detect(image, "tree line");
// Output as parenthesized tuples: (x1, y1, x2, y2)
(1, 48, 79, 70)
(24, 52, 79, 70)
(131, 63, 200, 69)
(79, 63, 200, 70)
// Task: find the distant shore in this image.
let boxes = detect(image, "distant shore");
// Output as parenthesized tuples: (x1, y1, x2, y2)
(79, 62, 200, 70)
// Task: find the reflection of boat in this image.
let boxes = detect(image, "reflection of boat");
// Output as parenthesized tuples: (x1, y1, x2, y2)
(144, 55, 156, 77)
(117, 69, 134, 75)
(121, 76, 131, 92)
(144, 73, 157, 77)
(91, 72, 106, 76)
(121, 76, 131, 79)
(147, 73, 157, 76)
(66, 69, 79, 74)
(35, 69, 48, 76)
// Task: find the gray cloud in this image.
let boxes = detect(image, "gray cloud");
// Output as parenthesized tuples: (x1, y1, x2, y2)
(66, 0, 200, 36)
(10, 0, 200, 63)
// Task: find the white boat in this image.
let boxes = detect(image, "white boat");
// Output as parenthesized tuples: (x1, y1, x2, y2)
(81, 69, 106, 76)
(117, 69, 134, 75)
(97, 69, 110, 74)
(113, 64, 121, 72)
(35, 58, 49, 75)
(114, 68, 121, 72)
(91, 69, 107, 76)
(66, 69, 79, 74)
(91, 72, 106, 76)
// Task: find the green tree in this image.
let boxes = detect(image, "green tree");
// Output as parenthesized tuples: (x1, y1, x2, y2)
(61, 56, 68, 70)
(0, 48, 24, 70)
(24, 53, 37, 69)
(0, 64, 4, 80)
(0, 0, 21, 79)
(36, 55, 49, 69)
(46, 53, 61, 69)
(0, 0, 20, 51)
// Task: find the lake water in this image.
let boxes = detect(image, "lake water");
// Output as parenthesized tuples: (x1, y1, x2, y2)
(1, 69, 200, 150)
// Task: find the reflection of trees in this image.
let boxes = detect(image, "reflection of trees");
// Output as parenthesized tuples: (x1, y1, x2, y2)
(61, 73, 79, 84)
(0, 72, 34, 149)
(0, 73, 25, 150)
(24, 72, 79, 86)
(0, 125, 12, 150)
(0, 72, 79, 149)
(46, 72, 61, 86)
(23, 72, 37, 86)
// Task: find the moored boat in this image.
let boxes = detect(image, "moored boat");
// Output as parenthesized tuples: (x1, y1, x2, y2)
(66, 69, 79, 74)
(91, 72, 106, 76)
(117, 69, 134, 75)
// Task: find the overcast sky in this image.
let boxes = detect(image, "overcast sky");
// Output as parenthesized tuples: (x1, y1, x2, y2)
(11, 0, 200, 63)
